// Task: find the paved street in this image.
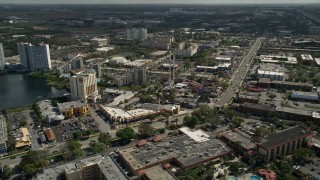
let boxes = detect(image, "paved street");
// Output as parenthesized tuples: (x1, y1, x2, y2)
(88, 106, 115, 137)
(212, 38, 262, 108)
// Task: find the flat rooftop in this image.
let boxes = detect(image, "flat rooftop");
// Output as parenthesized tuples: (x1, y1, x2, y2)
(104, 88, 135, 107)
(98, 156, 128, 180)
(118, 135, 231, 172)
(58, 101, 86, 110)
(179, 127, 210, 142)
(276, 106, 312, 116)
(258, 126, 314, 150)
(100, 106, 156, 120)
(222, 130, 256, 150)
(144, 165, 176, 180)
(37, 155, 128, 180)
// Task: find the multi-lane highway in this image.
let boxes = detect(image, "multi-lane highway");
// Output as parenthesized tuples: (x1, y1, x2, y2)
(212, 38, 262, 108)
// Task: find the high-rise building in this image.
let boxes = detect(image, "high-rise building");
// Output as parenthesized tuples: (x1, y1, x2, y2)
(93, 63, 102, 78)
(71, 58, 84, 70)
(127, 28, 148, 40)
(133, 68, 147, 85)
(70, 70, 98, 101)
(0, 43, 6, 68)
(18, 43, 51, 71)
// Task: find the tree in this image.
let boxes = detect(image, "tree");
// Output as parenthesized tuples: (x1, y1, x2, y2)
(138, 123, 154, 138)
(21, 164, 38, 176)
(292, 148, 315, 164)
(184, 115, 199, 128)
(66, 140, 82, 151)
(19, 150, 49, 176)
(72, 149, 84, 159)
(192, 105, 214, 122)
(229, 117, 244, 129)
(98, 132, 112, 145)
(73, 131, 83, 140)
(90, 142, 107, 154)
(116, 126, 136, 142)
(0, 165, 12, 180)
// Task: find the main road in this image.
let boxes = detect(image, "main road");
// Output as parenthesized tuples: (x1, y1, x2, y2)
(212, 38, 262, 108)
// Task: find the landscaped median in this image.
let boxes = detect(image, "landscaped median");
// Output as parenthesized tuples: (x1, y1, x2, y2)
(0, 150, 29, 160)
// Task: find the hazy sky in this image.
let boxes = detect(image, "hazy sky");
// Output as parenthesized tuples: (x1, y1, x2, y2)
(0, 0, 319, 4)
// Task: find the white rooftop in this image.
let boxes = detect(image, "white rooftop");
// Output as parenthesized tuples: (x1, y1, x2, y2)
(179, 127, 210, 142)
(315, 58, 320, 66)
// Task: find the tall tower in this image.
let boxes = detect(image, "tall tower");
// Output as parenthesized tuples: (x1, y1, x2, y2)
(70, 70, 98, 101)
(0, 43, 5, 68)
(18, 43, 51, 71)
(93, 63, 102, 78)
(71, 58, 83, 70)
(133, 68, 146, 86)
(172, 55, 175, 86)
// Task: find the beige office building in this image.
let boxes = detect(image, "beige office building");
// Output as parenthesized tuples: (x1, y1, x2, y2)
(70, 70, 98, 101)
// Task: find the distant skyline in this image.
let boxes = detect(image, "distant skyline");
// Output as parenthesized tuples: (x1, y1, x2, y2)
(0, 0, 319, 4)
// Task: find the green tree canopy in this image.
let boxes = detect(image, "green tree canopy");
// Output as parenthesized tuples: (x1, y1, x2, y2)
(292, 148, 315, 164)
(184, 115, 199, 128)
(116, 126, 136, 141)
(98, 132, 112, 145)
(138, 123, 154, 138)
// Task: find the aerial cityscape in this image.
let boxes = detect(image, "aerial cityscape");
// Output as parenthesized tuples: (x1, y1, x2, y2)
(0, 1, 320, 180)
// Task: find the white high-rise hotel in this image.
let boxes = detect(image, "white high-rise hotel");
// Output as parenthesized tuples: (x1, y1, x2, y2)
(0, 43, 5, 68)
(18, 43, 51, 71)
(70, 70, 98, 101)
(127, 28, 148, 40)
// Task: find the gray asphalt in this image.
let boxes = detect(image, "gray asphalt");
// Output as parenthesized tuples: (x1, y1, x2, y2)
(212, 38, 262, 108)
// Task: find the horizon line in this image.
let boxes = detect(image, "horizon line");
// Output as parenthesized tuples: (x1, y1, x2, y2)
(0, 3, 319, 5)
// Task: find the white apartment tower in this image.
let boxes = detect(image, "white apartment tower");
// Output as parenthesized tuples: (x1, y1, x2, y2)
(127, 28, 148, 40)
(18, 43, 51, 71)
(0, 43, 5, 68)
(70, 71, 98, 101)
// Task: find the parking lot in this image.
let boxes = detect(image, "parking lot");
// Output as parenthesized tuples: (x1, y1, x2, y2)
(299, 158, 320, 179)
(8, 110, 42, 150)
(52, 116, 100, 142)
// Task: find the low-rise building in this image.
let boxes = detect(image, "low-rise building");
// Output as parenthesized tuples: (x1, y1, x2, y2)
(140, 103, 180, 114)
(239, 102, 276, 117)
(58, 101, 89, 119)
(300, 54, 314, 64)
(90, 37, 109, 46)
(257, 78, 313, 92)
(238, 93, 260, 104)
(215, 56, 232, 63)
(291, 91, 319, 102)
(196, 63, 231, 72)
(117, 132, 231, 175)
(257, 126, 314, 161)
(141, 36, 174, 50)
(98, 105, 158, 123)
(257, 70, 285, 81)
(173, 44, 198, 57)
(219, 129, 256, 153)
(37, 154, 128, 180)
(44, 128, 56, 143)
(10, 128, 32, 149)
(258, 55, 297, 64)
(104, 88, 135, 107)
(37, 100, 65, 123)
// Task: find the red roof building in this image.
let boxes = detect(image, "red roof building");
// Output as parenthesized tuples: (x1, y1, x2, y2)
(152, 135, 163, 142)
(259, 169, 276, 180)
(44, 128, 56, 141)
(136, 140, 148, 147)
